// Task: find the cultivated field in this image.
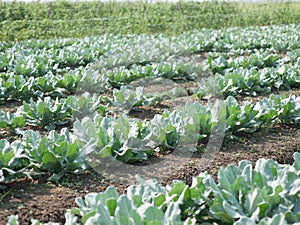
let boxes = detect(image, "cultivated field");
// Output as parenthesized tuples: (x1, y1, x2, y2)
(1, 1, 300, 224)
(1, 0, 300, 40)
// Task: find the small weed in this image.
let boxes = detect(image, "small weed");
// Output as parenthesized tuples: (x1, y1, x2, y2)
(17, 204, 25, 210)
(59, 177, 83, 188)
(0, 190, 11, 204)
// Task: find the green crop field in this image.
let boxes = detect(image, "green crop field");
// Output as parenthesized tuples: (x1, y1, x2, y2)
(1, 0, 300, 41)
(1, 1, 300, 224)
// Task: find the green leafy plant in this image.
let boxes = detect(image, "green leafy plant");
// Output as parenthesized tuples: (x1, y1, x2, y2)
(0, 140, 29, 183)
(21, 97, 72, 130)
(0, 111, 25, 133)
(24, 129, 86, 182)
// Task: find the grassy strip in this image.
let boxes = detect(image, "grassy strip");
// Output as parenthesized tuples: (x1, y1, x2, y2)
(1, 0, 300, 41)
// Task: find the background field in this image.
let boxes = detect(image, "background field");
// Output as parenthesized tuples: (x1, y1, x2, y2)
(1, 0, 300, 41)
